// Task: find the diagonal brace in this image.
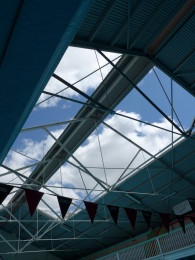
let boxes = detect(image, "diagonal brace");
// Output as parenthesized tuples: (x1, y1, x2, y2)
(53, 74, 113, 114)
(97, 50, 184, 135)
(43, 127, 108, 191)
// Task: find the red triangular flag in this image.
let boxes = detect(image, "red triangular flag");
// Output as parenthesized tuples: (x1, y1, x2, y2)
(124, 208, 137, 230)
(160, 213, 170, 232)
(142, 210, 152, 228)
(190, 216, 195, 225)
(25, 189, 43, 217)
(107, 205, 119, 225)
(0, 184, 13, 204)
(57, 196, 72, 218)
(177, 215, 185, 233)
(84, 201, 98, 224)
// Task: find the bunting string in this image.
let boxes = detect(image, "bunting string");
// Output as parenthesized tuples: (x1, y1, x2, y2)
(0, 183, 194, 233)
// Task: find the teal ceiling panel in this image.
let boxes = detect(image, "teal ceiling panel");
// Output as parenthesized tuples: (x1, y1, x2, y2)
(0, 0, 92, 164)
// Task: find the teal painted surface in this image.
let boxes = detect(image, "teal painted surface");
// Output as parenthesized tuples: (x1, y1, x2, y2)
(92, 224, 195, 260)
(0, 228, 61, 260)
(163, 246, 195, 260)
(72, 0, 195, 96)
(0, 0, 93, 164)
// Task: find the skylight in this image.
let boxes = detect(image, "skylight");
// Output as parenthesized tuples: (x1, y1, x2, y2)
(0, 47, 194, 220)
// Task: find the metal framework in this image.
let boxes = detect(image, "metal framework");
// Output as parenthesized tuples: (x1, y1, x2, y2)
(0, 0, 194, 259)
(0, 51, 194, 257)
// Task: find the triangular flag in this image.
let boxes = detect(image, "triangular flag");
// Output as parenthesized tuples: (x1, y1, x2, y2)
(124, 208, 137, 230)
(142, 210, 152, 228)
(177, 215, 185, 233)
(25, 189, 43, 217)
(160, 213, 170, 232)
(57, 196, 72, 218)
(107, 205, 119, 225)
(84, 201, 98, 224)
(0, 184, 13, 204)
(190, 216, 195, 225)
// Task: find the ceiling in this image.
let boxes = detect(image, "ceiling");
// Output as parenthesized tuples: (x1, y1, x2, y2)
(72, 0, 195, 97)
(0, 0, 194, 259)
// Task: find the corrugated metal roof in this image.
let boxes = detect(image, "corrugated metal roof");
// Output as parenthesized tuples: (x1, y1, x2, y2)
(72, 0, 195, 96)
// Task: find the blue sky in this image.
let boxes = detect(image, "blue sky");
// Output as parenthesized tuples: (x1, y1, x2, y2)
(15, 53, 194, 148)
(117, 67, 194, 130)
(1, 47, 194, 214)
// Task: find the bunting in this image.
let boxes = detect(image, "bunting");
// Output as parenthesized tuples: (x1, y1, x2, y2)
(177, 215, 185, 233)
(142, 210, 152, 228)
(0, 183, 13, 205)
(0, 182, 192, 233)
(25, 189, 43, 217)
(124, 208, 137, 230)
(84, 201, 98, 224)
(107, 205, 119, 225)
(57, 196, 72, 219)
(160, 213, 170, 232)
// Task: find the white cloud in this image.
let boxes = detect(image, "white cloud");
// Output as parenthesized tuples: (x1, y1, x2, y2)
(48, 111, 178, 201)
(0, 128, 64, 191)
(36, 47, 120, 108)
(1, 111, 180, 217)
(0, 127, 80, 214)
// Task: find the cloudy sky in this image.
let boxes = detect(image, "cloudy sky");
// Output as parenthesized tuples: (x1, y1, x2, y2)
(0, 47, 194, 217)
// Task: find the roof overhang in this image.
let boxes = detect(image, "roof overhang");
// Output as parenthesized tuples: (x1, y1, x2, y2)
(72, 0, 195, 97)
(0, 0, 92, 164)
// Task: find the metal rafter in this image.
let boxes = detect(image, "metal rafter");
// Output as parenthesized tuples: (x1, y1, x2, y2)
(52, 74, 111, 113)
(7, 55, 152, 222)
(97, 50, 184, 135)
(152, 68, 185, 132)
(0, 1, 194, 257)
(43, 127, 108, 190)
(43, 89, 183, 136)
(36, 55, 122, 107)
(21, 118, 90, 133)
(102, 121, 195, 187)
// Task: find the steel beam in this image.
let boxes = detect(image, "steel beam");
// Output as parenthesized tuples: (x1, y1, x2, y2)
(98, 50, 184, 135)
(0, 233, 17, 253)
(21, 118, 89, 133)
(37, 55, 122, 107)
(52, 74, 111, 113)
(102, 121, 195, 187)
(1, 205, 34, 239)
(44, 127, 108, 190)
(5, 55, 152, 247)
